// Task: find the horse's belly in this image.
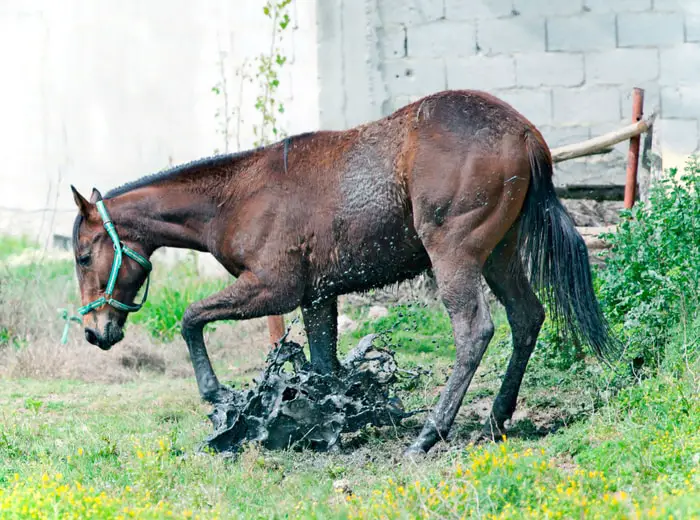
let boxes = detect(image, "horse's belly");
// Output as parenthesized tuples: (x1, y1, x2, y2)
(312, 140, 431, 295)
(318, 213, 430, 296)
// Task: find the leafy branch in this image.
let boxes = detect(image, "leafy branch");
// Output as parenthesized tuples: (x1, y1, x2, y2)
(253, 0, 293, 146)
(211, 0, 293, 152)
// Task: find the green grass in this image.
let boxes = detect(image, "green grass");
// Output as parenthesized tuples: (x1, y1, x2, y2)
(339, 303, 456, 358)
(338, 302, 511, 360)
(0, 341, 697, 519)
(1, 307, 698, 519)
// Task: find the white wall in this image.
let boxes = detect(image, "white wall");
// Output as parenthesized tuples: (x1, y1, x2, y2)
(317, 0, 700, 186)
(4, 0, 698, 252)
(0, 0, 319, 248)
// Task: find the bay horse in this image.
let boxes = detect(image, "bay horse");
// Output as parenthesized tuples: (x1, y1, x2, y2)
(70, 89, 616, 456)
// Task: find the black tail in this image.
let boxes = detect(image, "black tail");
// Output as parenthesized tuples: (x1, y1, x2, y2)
(517, 132, 619, 361)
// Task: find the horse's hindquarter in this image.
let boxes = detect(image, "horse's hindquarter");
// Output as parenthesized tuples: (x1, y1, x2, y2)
(406, 91, 534, 263)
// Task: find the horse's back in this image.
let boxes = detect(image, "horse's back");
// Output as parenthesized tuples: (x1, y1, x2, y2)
(292, 90, 541, 297)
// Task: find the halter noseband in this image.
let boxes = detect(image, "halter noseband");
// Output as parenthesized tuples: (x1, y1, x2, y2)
(77, 200, 152, 316)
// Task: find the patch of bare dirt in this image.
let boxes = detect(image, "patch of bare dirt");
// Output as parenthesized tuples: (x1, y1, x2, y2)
(0, 316, 278, 384)
(119, 346, 167, 373)
(449, 389, 588, 445)
(561, 199, 624, 227)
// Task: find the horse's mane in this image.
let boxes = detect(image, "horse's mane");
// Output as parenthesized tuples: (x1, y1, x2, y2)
(104, 131, 317, 199)
(104, 129, 322, 200)
(103, 149, 258, 199)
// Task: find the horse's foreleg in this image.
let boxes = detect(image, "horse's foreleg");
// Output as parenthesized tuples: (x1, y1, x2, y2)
(301, 297, 340, 374)
(406, 258, 494, 455)
(181, 270, 303, 404)
(481, 234, 545, 439)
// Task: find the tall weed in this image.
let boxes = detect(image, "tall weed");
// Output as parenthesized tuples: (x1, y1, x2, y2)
(597, 158, 700, 372)
(0, 259, 78, 349)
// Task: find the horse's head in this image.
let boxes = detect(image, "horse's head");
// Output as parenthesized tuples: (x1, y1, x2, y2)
(70, 186, 152, 350)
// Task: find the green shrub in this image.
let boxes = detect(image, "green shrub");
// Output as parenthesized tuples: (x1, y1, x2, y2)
(130, 257, 232, 342)
(0, 235, 37, 261)
(597, 158, 700, 372)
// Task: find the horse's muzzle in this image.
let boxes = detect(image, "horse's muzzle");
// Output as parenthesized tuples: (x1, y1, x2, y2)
(84, 321, 124, 350)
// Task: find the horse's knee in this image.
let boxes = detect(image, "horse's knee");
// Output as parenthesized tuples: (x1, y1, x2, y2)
(475, 316, 495, 356)
(471, 294, 495, 343)
(524, 300, 545, 343)
(454, 307, 494, 368)
(181, 306, 202, 340)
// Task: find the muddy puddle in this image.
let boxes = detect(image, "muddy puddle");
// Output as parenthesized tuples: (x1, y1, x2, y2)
(204, 333, 427, 454)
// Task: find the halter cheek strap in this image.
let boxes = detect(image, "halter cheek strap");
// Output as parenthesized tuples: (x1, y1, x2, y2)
(77, 200, 152, 316)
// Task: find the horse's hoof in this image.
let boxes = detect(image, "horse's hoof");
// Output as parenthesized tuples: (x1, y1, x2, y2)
(403, 444, 427, 461)
(474, 428, 505, 445)
(204, 385, 236, 405)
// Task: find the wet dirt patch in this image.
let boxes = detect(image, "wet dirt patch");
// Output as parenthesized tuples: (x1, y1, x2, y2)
(204, 333, 428, 454)
(119, 347, 166, 373)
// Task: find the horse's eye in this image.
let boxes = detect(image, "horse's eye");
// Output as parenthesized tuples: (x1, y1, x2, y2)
(77, 253, 91, 267)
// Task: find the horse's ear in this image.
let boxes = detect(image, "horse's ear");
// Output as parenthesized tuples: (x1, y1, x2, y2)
(90, 188, 103, 203)
(71, 185, 91, 216)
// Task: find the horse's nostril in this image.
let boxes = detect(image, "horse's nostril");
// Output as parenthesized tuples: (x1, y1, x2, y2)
(85, 328, 98, 345)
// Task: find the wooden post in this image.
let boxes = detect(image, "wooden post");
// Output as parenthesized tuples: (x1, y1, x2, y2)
(624, 88, 645, 209)
(267, 315, 286, 347)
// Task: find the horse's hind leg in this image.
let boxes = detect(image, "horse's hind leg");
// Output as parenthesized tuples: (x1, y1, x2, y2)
(301, 297, 340, 373)
(406, 255, 495, 455)
(404, 147, 532, 454)
(481, 229, 545, 439)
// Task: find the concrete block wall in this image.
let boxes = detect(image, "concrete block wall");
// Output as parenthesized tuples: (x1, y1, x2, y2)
(318, 0, 700, 185)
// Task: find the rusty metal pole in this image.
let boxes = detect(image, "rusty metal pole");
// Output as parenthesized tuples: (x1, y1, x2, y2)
(624, 87, 645, 209)
(267, 315, 286, 347)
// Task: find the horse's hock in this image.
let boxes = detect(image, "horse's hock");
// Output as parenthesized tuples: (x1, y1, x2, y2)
(204, 334, 426, 454)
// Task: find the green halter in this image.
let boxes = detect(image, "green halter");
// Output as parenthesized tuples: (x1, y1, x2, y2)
(77, 200, 152, 316)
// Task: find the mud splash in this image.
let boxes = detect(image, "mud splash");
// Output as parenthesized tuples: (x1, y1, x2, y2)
(204, 333, 426, 454)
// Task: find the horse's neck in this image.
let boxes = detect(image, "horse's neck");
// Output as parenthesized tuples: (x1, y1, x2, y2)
(107, 184, 216, 253)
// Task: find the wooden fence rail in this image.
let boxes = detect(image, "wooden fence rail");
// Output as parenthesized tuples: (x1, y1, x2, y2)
(551, 112, 655, 164)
